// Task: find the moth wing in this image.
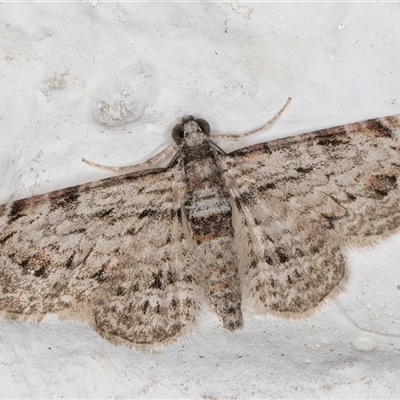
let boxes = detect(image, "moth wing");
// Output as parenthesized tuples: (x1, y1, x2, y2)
(0, 165, 204, 347)
(222, 115, 400, 314)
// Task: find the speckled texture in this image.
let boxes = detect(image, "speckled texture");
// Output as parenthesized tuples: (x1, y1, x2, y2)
(1, 114, 400, 349)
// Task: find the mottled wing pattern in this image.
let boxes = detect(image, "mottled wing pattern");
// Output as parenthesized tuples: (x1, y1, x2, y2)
(3, 112, 400, 348)
(222, 115, 400, 315)
(0, 165, 202, 347)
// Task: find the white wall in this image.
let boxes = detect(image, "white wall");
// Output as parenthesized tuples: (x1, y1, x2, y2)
(1, 3, 399, 398)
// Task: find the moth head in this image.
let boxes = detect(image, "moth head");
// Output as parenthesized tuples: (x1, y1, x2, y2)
(172, 116, 211, 145)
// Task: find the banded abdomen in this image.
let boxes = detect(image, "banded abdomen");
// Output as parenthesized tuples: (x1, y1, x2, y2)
(182, 142, 242, 330)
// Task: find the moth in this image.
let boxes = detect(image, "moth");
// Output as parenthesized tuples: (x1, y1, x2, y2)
(1, 99, 400, 349)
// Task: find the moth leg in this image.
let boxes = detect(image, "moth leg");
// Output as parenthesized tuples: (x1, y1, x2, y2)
(210, 97, 291, 141)
(82, 145, 176, 172)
